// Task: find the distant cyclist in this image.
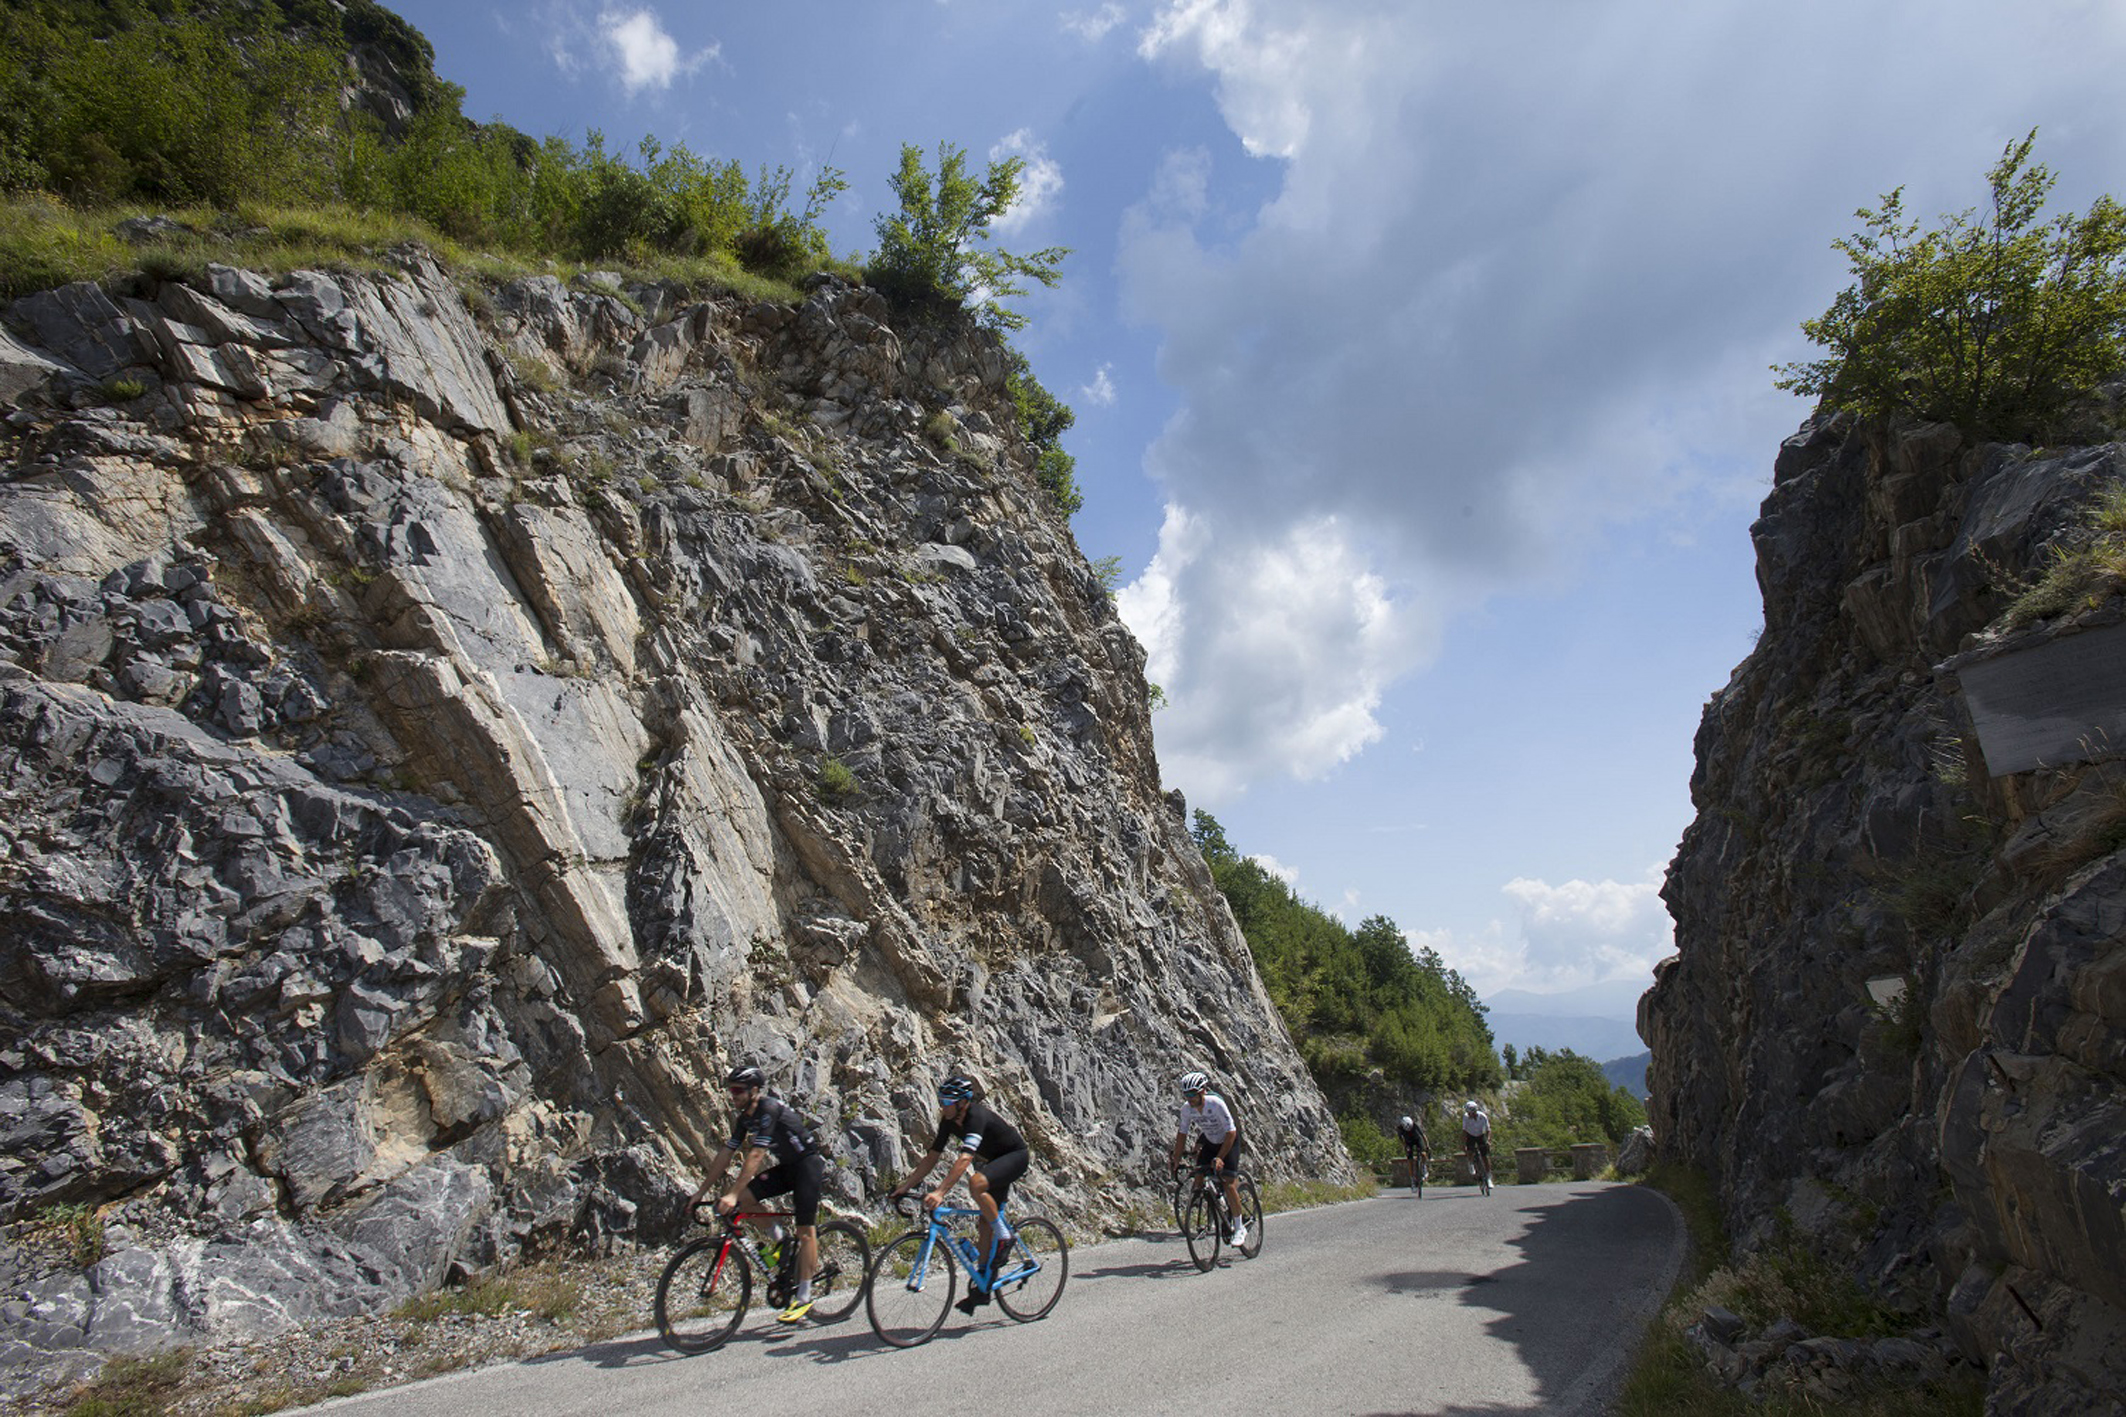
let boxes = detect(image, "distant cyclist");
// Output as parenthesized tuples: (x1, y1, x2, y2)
(890, 1073, 1030, 1315)
(1397, 1112, 1429, 1190)
(689, 1064, 827, 1323)
(1461, 1099, 1493, 1185)
(1168, 1071, 1246, 1248)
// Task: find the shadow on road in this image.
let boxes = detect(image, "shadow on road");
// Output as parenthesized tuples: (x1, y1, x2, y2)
(1075, 1256, 1200, 1282)
(1357, 1182, 1679, 1417)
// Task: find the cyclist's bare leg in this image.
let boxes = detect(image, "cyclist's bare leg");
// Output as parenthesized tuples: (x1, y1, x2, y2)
(968, 1169, 1001, 1278)
(795, 1222, 817, 1287)
(1218, 1167, 1242, 1221)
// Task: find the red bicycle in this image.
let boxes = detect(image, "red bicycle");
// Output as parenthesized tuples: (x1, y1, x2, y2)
(654, 1203, 871, 1351)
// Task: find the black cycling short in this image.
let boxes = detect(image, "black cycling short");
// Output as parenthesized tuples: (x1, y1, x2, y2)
(1193, 1134, 1244, 1174)
(748, 1150, 826, 1226)
(1464, 1132, 1492, 1165)
(974, 1145, 1030, 1209)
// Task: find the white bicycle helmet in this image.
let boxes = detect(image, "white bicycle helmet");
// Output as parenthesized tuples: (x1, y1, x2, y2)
(1178, 1071, 1210, 1096)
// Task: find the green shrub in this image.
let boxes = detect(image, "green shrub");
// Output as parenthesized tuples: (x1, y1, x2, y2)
(1776, 131, 2126, 442)
(867, 141, 1067, 332)
(818, 757, 858, 800)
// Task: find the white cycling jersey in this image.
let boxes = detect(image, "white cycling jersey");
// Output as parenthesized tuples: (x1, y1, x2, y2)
(1463, 1109, 1491, 1138)
(1177, 1092, 1238, 1144)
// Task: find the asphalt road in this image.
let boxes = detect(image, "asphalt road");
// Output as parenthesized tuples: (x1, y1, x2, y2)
(298, 1181, 1683, 1417)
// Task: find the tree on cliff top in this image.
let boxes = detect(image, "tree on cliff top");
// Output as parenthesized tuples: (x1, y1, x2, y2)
(1776, 130, 2126, 442)
(867, 142, 1068, 333)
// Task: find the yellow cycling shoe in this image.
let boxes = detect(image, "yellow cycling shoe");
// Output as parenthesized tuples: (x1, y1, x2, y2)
(776, 1299, 814, 1324)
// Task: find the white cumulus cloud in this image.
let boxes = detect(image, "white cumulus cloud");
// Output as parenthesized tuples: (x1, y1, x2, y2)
(1080, 363, 1118, 407)
(1431, 871, 1674, 997)
(1115, 0, 2126, 811)
(598, 7, 711, 93)
(1119, 508, 1428, 800)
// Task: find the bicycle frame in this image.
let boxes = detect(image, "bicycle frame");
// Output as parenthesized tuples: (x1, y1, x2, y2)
(702, 1206, 799, 1283)
(899, 1203, 1038, 1290)
(1183, 1163, 1239, 1215)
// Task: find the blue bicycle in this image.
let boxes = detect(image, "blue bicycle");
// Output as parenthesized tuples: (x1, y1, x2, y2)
(865, 1197, 1068, 1347)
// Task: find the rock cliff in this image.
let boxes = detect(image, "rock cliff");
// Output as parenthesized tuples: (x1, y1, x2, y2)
(1646, 413, 2126, 1414)
(0, 251, 1347, 1395)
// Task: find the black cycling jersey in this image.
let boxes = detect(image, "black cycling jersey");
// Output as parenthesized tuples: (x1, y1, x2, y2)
(1398, 1122, 1428, 1152)
(728, 1095, 818, 1167)
(932, 1100, 1026, 1161)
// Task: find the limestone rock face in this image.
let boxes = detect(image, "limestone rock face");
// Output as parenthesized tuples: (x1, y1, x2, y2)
(1646, 414, 2126, 1414)
(0, 255, 1346, 1395)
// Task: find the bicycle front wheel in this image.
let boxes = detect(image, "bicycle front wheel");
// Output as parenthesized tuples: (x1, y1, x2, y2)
(994, 1217, 1068, 1321)
(806, 1219, 871, 1323)
(655, 1236, 749, 1352)
(866, 1230, 955, 1348)
(1182, 1190, 1223, 1272)
(1236, 1177, 1264, 1259)
(1168, 1173, 1189, 1235)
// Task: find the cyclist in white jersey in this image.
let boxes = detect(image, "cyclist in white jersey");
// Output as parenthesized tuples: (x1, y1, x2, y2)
(1461, 1099, 1493, 1183)
(1168, 1071, 1246, 1246)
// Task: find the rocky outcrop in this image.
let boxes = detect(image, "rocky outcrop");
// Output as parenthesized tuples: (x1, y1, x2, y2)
(0, 251, 1347, 1397)
(1646, 414, 2126, 1415)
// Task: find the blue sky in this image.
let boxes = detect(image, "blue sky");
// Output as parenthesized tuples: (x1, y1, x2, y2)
(382, 0, 2126, 1021)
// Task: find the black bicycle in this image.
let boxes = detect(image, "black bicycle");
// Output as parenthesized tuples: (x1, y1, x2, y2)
(655, 1202, 871, 1352)
(1175, 1164, 1263, 1272)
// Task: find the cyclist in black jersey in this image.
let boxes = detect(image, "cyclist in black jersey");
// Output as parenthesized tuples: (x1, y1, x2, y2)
(689, 1065, 828, 1323)
(1397, 1112, 1429, 1190)
(890, 1074, 1030, 1315)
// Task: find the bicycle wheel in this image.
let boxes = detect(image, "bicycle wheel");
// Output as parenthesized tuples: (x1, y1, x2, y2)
(655, 1236, 750, 1352)
(805, 1220, 871, 1323)
(994, 1217, 1068, 1321)
(1182, 1189, 1223, 1272)
(1236, 1177, 1264, 1259)
(1168, 1173, 1189, 1235)
(866, 1230, 955, 1348)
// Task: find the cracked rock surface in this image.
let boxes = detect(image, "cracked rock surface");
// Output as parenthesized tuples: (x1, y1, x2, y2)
(0, 253, 1346, 1400)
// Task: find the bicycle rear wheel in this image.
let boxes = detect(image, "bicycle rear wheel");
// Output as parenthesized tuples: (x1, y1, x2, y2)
(866, 1230, 955, 1348)
(1236, 1176, 1264, 1259)
(805, 1219, 871, 1323)
(994, 1217, 1067, 1321)
(655, 1236, 749, 1352)
(1182, 1190, 1223, 1272)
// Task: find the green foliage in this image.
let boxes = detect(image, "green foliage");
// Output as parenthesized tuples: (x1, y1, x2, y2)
(817, 757, 858, 800)
(1192, 810, 1500, 1095)
(1002, 347, 1084, 515)
(1495, 1048, 1647, 1150)
(2002, 479, 2126, 628)
(1337, 1108, 1398, 1172)
(1776, 131, 2126, 441)
(1259, 1175, 1378, 1211)
(35, 1201, 107, 1269)
(868, 141, 1068, 331)
(61, 1347, 191, 1417)
(0, 4, 846, 284)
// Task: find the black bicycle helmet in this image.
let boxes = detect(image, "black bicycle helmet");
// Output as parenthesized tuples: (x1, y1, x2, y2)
(937, 1074, 976, 1105)
(725, 1065, 764, 1090)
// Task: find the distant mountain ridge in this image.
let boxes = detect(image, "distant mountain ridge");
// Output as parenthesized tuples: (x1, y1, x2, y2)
(1483, 978, 1650, 1061)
